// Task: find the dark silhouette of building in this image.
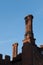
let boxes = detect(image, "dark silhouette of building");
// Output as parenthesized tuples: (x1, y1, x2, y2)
(0, 14, 43, 65)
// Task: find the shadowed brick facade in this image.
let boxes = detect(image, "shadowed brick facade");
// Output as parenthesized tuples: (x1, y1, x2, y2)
(0, 14, 43, 65)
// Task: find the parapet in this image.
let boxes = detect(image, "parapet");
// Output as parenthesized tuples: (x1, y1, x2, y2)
(5, 55, 10, 61)
(0, 54, 3, 60)
(0, 54, 11, 62)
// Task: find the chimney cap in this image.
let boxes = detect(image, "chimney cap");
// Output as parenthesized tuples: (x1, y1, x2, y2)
(24, 14, 33, 20)
(40, 45, 43, 48)
(12, 43, 18, 46)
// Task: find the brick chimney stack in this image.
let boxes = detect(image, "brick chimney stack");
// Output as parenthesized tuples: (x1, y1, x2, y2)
(22, 15, 35, 65)
(25, 15, 33, 34)
(12, 43, 18, 59)
(23, 15, 35, 44)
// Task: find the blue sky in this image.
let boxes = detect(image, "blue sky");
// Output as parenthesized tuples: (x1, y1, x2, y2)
(0, 0, 43, 59)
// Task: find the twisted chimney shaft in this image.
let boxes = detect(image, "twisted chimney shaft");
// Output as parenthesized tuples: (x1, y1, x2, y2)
(12, 43, 18, 59)
(23, 15, 35, 44)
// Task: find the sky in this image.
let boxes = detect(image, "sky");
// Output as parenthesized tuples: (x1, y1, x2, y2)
(0, 0, 43, 59)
